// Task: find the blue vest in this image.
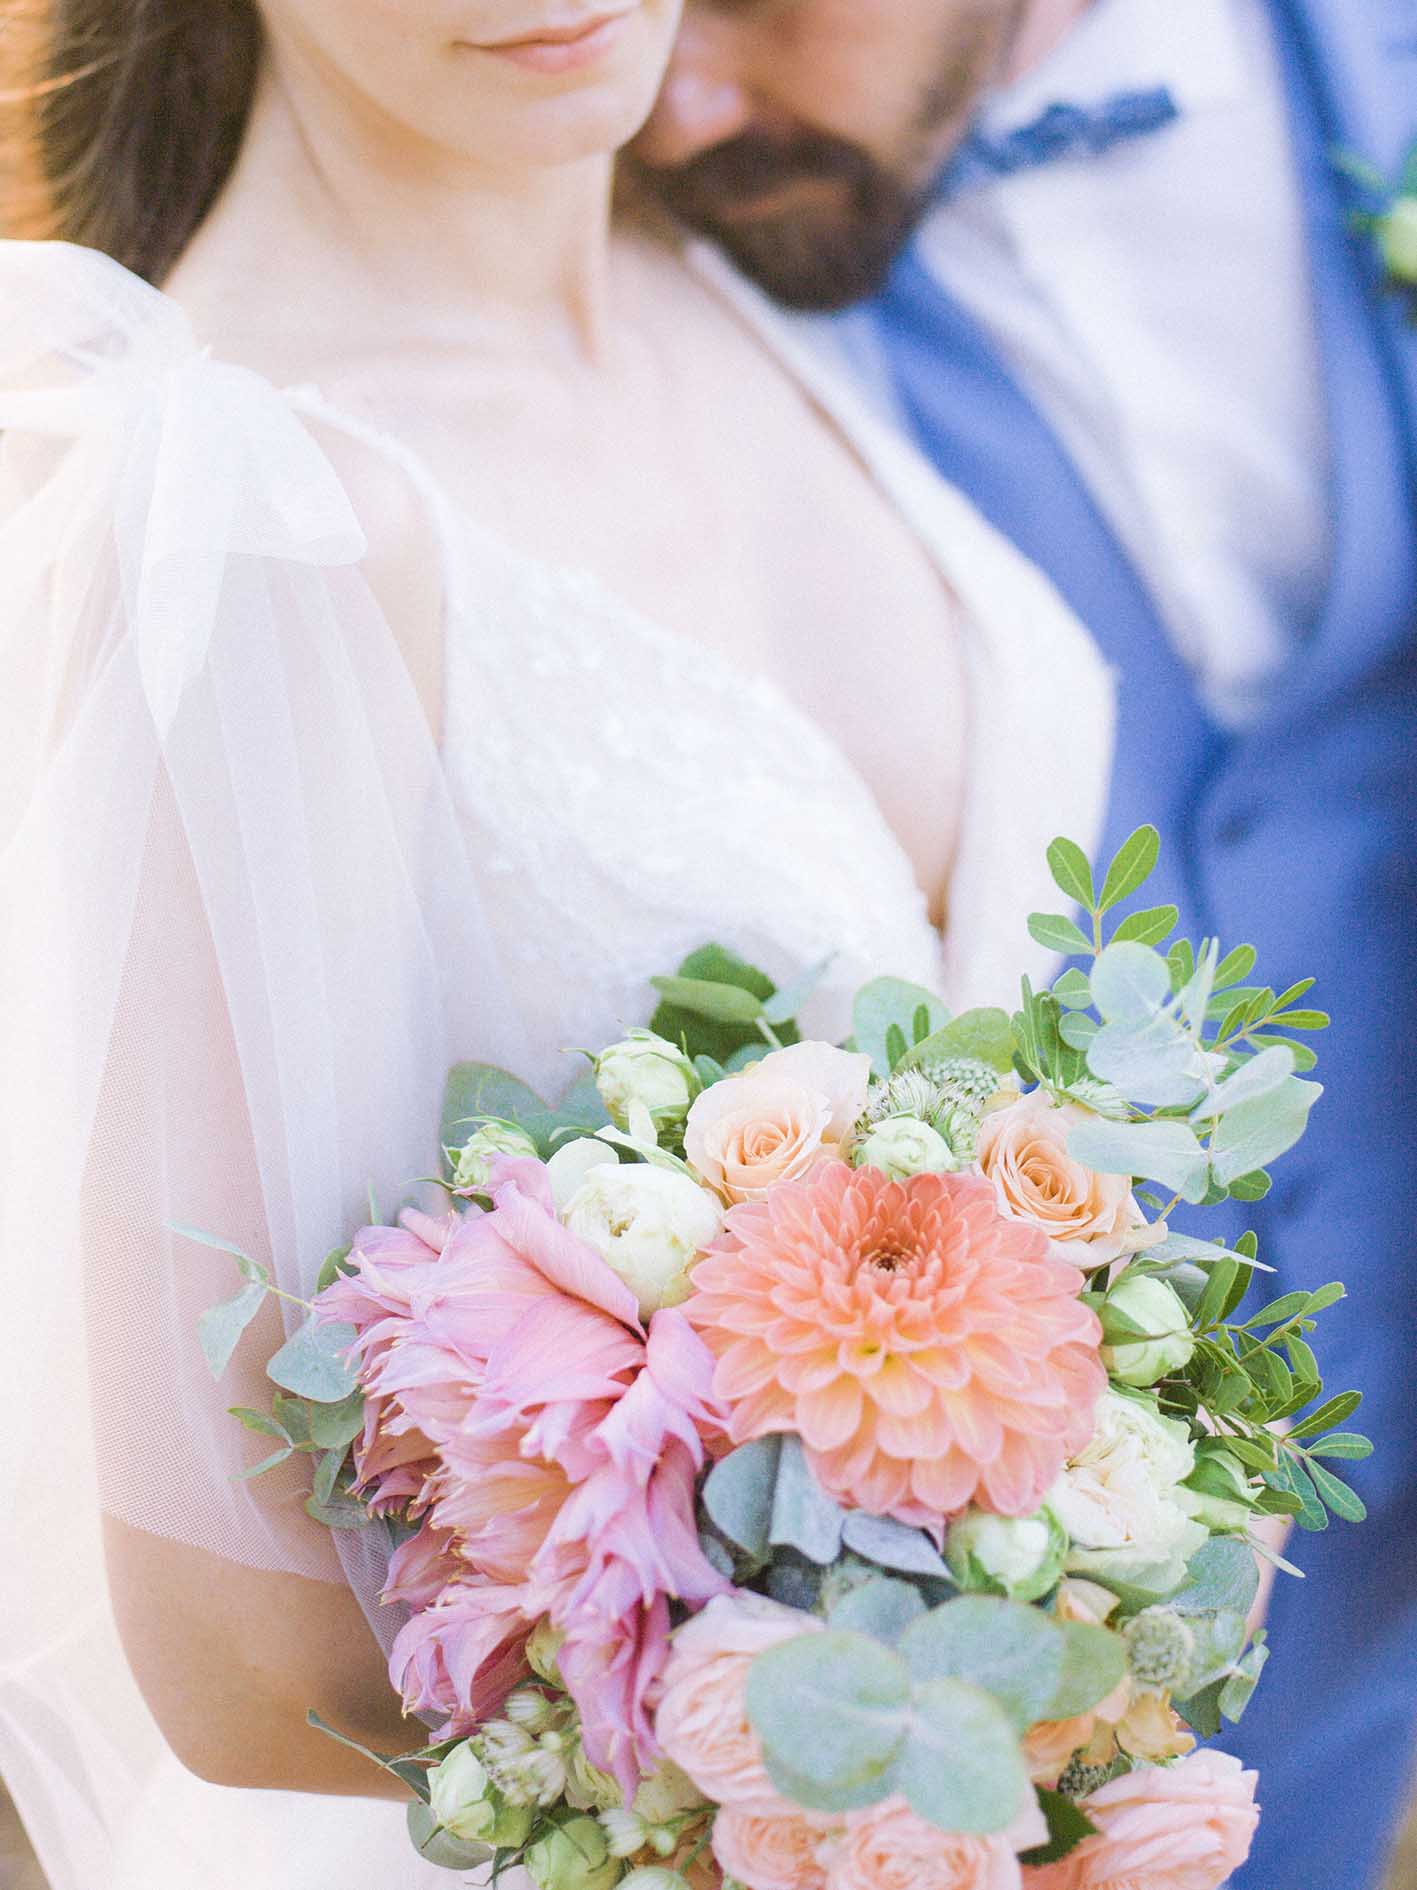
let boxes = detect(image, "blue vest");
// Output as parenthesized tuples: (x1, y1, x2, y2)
(851, 6, 1417, 1883)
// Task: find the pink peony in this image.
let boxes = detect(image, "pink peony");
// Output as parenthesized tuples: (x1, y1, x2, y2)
(1023, 1751, 1259, 1890)
(655, 1591, 821, 1807)
(713, 1803, 836, 1890)
(688, 1164, 1104, 1526)
(825, 1800, 1025, 1890)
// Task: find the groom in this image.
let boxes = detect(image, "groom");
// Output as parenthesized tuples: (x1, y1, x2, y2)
(636, 1, 1417, 1885)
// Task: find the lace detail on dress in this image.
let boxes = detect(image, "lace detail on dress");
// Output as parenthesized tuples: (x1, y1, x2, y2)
(441, 531, 945, 1094)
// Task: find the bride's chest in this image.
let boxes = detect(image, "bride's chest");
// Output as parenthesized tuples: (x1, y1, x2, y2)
(438, 543, 948, 1093)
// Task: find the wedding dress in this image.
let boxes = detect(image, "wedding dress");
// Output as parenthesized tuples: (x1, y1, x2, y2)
(0, 236, 1114, 1890)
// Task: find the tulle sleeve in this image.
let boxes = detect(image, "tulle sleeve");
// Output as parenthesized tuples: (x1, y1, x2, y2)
(0, 241, 527, 1882)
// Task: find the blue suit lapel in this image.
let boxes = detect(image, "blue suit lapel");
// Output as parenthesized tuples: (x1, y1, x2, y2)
(1286, 0, 1417, 446)
(1250, 0, 1417, 727)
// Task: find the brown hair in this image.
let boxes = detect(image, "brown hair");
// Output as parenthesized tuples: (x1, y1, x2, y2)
(1, 0, 263, 285)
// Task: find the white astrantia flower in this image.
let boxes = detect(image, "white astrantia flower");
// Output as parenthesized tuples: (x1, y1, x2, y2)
(1051, 1389, 1208, 1591)
(564, 1161, 723, 1316)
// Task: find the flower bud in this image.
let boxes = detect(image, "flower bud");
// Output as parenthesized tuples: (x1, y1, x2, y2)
(600, 1808, 649, 1859)
(853, 1115, 957, 1180)
(526, 1619, 566, 1685)
(526, 1816, 621, 1890)
(1102, 1274, 1196, 1387)
(946, 1505, 1067, 1603)
(1122, 1606, 1196, 1692)
(596, 1031, 701, 1134)
(632, 1760, 707, 1826)
(1380, 198, 1417, 283)
(564, 1162, 723, 1317)
(564, 1742, 621, 1813)
(428, 1742, 534, 1848)
(503, 1688, 560, 1734)
(451, 1119, 539, 1194)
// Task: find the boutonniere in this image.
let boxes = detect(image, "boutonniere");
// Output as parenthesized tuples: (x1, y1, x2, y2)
(1335, 142, 1417, 320)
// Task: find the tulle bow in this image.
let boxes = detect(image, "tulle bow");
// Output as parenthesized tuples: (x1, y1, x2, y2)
(0, 240, 366, 734)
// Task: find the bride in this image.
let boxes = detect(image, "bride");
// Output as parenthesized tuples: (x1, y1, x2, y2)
(0, 1, 1112, 1885)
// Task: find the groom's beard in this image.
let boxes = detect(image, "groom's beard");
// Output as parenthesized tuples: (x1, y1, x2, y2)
(646, 129, 931, 312)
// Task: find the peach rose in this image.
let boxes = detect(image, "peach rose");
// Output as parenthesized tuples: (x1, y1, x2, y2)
(824, 1799, 1028, 1890)
(976, 1092, 1159, 1266)
(712, 1803, 836, 1890)
(654, 1592, 821, 1806)
(685, 1043, 871, 1204)
(1023, 1751, 1259, 1890)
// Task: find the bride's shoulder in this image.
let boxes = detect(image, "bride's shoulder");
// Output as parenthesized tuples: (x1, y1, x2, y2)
(0, 237, 447, 728)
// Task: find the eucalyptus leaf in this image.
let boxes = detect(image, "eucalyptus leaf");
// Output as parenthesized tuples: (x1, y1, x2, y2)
(899, 1597, 1064, 1731)
(1066, 1116, 1209, 1197)
(407, 1801, 494, 1870)
(829, 1577, 928, 1644)
(267, 1316, 360, 1403)
(770, 1436, 847, 1564)
(312, 1445, 345, 1507)
(883, 1677, 1030, 1836)
(747, 1631, 909, 1797)
(198, 1279, 270, 1379)
(308, 1388, 367, 1450)
(440, 1063, 553, 1158)
(1051, 968, 1093, 1010)
(1209, 1077, 1323, 1185)
(1089, 1013, 1206, 1109)
(853, 978, 951, 1078)
(897, 1008, 1017, 1076)
(841, 1510, 952, 1579)
(702, 1436, 781, 1561)
(1219, 1634, 1270, 1723)
(1046, 1623, 1129, 1720)
(236, 1445, 294, 1481)
(1170, 1537, 1260, 1618)
(1194, 1044, 1297, 1122)
(1090, 942, 1172, 1022)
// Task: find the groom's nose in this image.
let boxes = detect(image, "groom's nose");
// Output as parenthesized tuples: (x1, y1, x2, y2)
(638, 17, 758, 166)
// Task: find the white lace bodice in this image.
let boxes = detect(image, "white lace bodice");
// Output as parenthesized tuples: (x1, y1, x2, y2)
(441, 533, 946, 1089)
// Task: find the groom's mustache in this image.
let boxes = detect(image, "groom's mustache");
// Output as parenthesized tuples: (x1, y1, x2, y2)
(644, 129, 927, 312)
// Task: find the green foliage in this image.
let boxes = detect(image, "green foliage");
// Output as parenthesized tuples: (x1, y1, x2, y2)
(897, 1008, 1017, 1076)
(648, 944, 799, 1062)
(853, 978, 951, 1078)
(267, 1315, 359, 1403)
(1020, 1790, 1099, 1868)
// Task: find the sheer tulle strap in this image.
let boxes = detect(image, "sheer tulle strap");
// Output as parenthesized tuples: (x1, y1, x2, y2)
(0, 242, 367, 737)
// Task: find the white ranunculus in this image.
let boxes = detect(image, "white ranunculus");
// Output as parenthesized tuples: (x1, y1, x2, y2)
(853, 1115, 958, 1180)
(564, 1162, 723, 1316)
(1051, 1390, 1208, 1591)
(595, 1030, 701, 1133)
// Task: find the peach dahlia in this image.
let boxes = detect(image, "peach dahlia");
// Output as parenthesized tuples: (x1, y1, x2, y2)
(687, 1163, 1104, 1528)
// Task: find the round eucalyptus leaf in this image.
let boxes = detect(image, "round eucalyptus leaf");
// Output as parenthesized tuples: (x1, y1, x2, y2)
(746, 1629, 909, 1796)
(1090, 942, 1172, 1023)
(1046, 1622, 1128, 1720)
(899, 1596, 1064, 1730)
(884, 1676, 1030, 1835)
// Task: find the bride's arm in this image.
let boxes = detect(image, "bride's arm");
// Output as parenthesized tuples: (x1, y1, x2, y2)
(91, 466, 450, 1794)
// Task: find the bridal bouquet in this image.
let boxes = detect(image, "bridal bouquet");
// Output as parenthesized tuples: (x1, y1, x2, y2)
(199, 828, 1368, 1890)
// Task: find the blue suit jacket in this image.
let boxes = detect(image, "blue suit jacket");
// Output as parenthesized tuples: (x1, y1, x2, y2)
(850, 4, 1417, 1883)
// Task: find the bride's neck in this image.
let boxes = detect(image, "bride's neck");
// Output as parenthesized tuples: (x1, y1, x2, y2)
(178, 60, 619, 364)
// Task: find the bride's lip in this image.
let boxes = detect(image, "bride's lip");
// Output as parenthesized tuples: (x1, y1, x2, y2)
(465, 9, 637, 75)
